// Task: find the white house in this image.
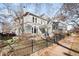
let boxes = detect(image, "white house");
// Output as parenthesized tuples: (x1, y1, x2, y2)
(13, 12, 52, 35)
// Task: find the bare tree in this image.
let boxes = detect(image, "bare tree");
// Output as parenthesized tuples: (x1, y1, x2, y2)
(1, 3, 26, 35)
(0, 14, 11, 33)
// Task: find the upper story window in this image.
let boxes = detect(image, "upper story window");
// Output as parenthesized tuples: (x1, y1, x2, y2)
(32, 17, 37, 23)
(33, 17, 34, 23)
(52, 22, 59, 30)
(35, 18, 37, 23)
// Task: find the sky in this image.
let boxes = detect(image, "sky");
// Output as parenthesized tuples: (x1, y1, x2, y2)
(0, 3, 63, 17)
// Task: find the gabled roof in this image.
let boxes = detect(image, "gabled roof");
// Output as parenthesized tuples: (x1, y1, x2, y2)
(14, 12, 48, 21)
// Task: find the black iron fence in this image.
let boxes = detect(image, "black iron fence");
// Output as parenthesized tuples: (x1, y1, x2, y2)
(0, 33, 65, 56)
(8, 39, 53, 56)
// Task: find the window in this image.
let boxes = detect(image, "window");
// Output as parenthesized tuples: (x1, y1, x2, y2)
(35, 18, 37, 23)
(32, 27, 33, 33)
(32, 17, 37, 23)
(52, 22, 59, 30)
(34, 26, 37, 33)
(32, 26, 38, 33)
(33, 17, 34, 23)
